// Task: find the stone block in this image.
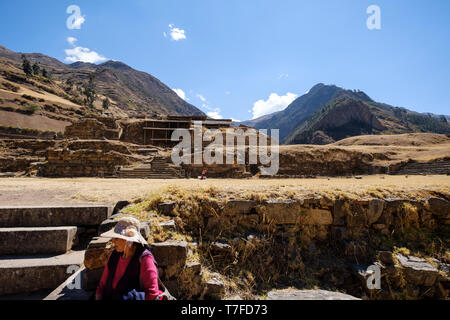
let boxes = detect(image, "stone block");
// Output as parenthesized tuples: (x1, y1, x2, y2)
(0, 205, 112, 227)
(84, 238, 113, 270)
(261, 200, 300, 225)
(299, 208, 333, 225)
(0, 227, 77, 255)
(367, 199, 385, 224)
(185, 262, 201, 275)
(203, 273, 224, 299)
(266, 289, 360, 300)
(378, 251, 394, 265)
(396, 254, 439, 287)
(223, 200, 257, 215)
(159, 220, 176, 231)
(151, 241, 188, 279)
(158, 202, 176, 216)
(426, 198, 450, 218)
(0, 251, 85, 295)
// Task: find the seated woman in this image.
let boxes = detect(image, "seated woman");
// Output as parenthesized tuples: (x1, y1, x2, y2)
(95, 217, 165, 300)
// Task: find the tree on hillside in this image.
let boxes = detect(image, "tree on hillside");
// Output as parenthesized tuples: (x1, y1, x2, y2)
(21, 55, 32, 77)
(82, 74, 97, 108)
(32, 63, 40, 76)
(42, 68, 49, 78)
(102, 97, 110, 110)
(66, 78, 74, 87)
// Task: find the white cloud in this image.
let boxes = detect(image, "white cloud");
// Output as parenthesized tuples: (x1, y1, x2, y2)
(196, 94, 206, 102)
(207, 109, 223, 119)
(65, 46, 107, 64)
(225, 91, 231, 95)
(167, 24, 186, 41)
(172, 88, 187, 101)
(67, 37, 77, 46)
(193, 93, 224, 119)
(231, 118, 241, 122)
(65, 37, 107, 64)
(251, 92, 298, 119)
(278, 74, 289, 79)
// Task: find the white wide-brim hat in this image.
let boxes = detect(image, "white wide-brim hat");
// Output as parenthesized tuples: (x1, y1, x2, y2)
(100, 216, 148, 246)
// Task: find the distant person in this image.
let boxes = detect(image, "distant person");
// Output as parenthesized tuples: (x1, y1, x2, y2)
(95, 217, 172, 300)
(199, 169, 207, 180)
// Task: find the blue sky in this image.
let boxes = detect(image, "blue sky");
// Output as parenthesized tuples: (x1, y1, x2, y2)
(0, 0, 449, 121)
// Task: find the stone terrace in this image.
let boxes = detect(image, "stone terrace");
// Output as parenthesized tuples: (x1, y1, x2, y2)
(0, 205, 111, 297)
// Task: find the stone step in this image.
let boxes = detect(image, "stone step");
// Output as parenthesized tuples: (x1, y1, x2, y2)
(44, 266, 92, 300)
(392, 161, 450, 175)
(120, 170, 177, 174)
(0, 227, 77, 255)
(146, 176, 178, 179)
(0, 205, 112, 228)
(0, 250, 85, 295)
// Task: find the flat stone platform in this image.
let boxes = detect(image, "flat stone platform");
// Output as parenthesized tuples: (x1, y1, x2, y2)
(0, 227, 77, 255)
(0, 205, 111, 227)
(0, 250, 85, 295)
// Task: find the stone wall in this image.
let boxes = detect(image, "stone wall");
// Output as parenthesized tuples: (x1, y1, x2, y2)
(0, 156, 39, 173)
(40, 149, 137, 177)
(182, 163, 248, 178)
(152, 196, 449, 299)
(277, 148, 386, 176)
(119, 121, 145, 145)
(64, 118, 122, 140)
(0, 139, 57, 173)
(0, 126, 60, 140)
(79, 195, 449, 300)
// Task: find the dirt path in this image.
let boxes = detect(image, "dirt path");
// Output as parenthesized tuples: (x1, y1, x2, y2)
(0, 175, 448, 206)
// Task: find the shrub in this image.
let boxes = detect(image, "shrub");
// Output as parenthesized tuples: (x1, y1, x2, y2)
(43, 104, 56, 112)
(36, 84, 56, 95)
(2, 81, 20, 92)
(22, 94, 37, 101)
(25, 103, 40, 114)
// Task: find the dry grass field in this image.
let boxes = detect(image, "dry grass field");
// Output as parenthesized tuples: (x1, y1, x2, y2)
(280, 133, 450, 165)
(0, 175, 448, 206)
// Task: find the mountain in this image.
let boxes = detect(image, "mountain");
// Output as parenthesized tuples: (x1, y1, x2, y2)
(0, 44, 204, 118)
(240, 111, 282, 128)
(247, 83, 450, 145)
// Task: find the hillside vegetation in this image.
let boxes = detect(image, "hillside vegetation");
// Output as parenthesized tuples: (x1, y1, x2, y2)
(0, 44, 204, 133)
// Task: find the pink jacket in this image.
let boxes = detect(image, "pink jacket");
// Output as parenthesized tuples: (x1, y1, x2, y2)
(96, 252, 164, 300)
